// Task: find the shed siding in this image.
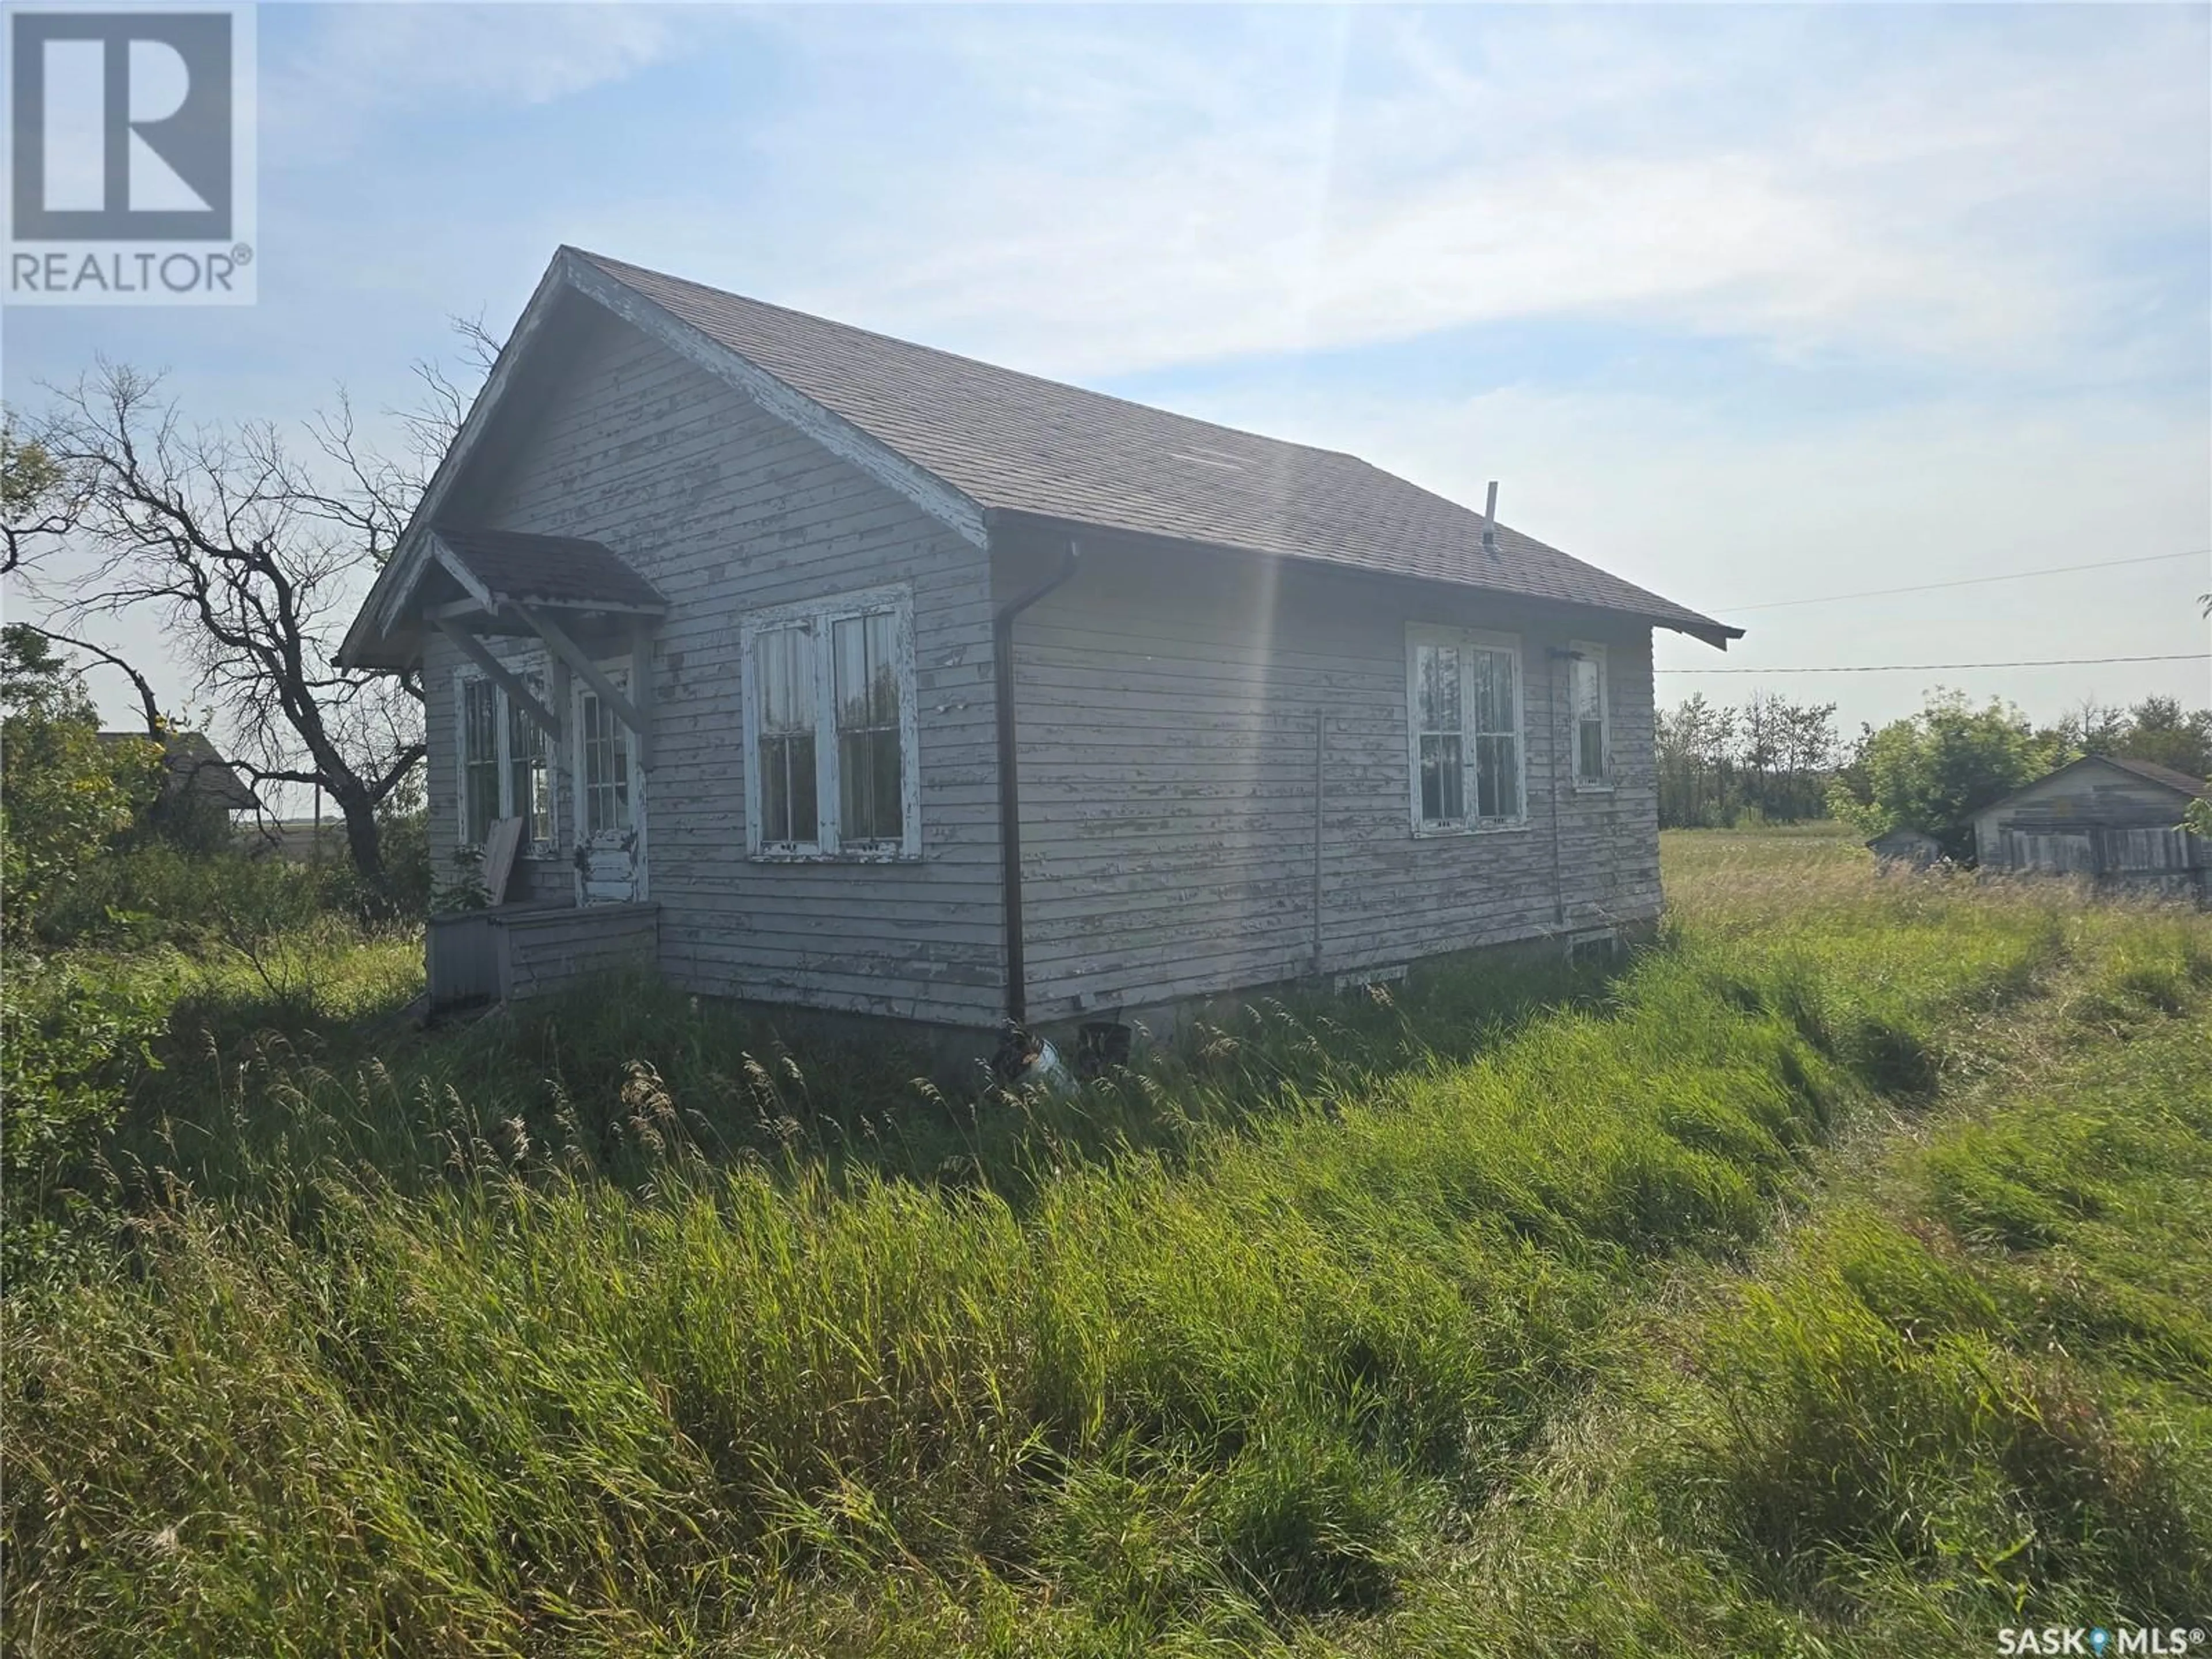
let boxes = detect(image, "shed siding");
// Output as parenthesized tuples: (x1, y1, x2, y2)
(426, 308, 1004, 1025)
(1974, 761, 2205, 863)
(1972, 758, 2209, 903)
(1008, 542, 1660, 1022)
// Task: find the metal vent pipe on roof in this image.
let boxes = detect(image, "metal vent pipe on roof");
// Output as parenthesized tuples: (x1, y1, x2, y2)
(1483, 481, 1501, 559)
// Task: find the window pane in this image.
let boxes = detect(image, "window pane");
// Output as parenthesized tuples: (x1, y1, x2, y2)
(1419, 733, 1464, 823)
(831, 609, 903, 845)
(834, 611, 901, 730)
(1573, 656, 1602, 721)
(463, 679, 499, 843)
(761, 735, 787, 842)
(507, 681, 550, 846)
(1471, 650, 1514, 736)
(834, 615, 869, 727)
(840, 728, 904, 843)
(1417, 644, 1460, 730)
(866, 612, 898, 723)
(759, 627, 810, 733)
(465, 764, 499, 844)
(1476, 734, 1520, 819)
(1578, 718, 1605, 782)
(762, 732, 817, 844)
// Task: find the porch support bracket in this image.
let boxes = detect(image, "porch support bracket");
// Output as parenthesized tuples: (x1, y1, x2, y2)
(433, 616, 563, 744)
(518, 603, 654, 767)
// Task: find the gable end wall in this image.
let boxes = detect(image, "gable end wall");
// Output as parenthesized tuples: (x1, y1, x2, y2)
(422, 308, 1004, 1026)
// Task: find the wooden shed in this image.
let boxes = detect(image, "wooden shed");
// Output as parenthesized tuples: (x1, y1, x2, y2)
(1866, 827, 1944, 870)
(1972, 755, 2209, 904)
(341, 247, 1744, 1033)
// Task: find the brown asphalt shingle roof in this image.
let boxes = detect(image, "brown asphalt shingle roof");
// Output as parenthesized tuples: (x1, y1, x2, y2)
(434, 527, 665, 612)
(573, 250, 1738, 643)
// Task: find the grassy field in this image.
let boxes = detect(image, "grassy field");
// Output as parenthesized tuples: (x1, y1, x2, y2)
(5, 827, 2210, 1655)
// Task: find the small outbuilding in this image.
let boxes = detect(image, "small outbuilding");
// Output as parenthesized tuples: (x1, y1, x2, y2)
(1866, 827, 1944, 870)
(1972, 755, 2209, 904)
(97, 729, 261, 813)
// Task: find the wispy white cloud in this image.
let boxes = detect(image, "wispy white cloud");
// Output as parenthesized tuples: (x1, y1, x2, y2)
(15, 4, 2207, 738)
(713, 6, 2207, 385)
(262, 3, 715, 162)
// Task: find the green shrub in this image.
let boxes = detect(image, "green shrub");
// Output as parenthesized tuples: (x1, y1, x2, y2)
(0, 958, 166, 1281)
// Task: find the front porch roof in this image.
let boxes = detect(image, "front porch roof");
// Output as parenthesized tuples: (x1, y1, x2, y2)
(340, 526, 666, 670)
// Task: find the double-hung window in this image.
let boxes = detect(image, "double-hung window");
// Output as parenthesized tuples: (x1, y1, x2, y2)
(741, 585, 920, 859)
(456, 668, 554, 849)
(1569, 642, 1610, 788)
(1407, 626, 1524, 833)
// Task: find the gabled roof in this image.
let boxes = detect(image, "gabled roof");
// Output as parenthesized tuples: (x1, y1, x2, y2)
(2082, 753, 2212, 798)
(344, 246, 1740, 666)
(97, 729, 260, 810)
(1976, 752, 2211, 819)
(574, 251, 1737, 646)
(435, 527, 665, 613)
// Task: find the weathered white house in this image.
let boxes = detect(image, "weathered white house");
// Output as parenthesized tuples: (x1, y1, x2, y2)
(342, 248, 1741, 1036)
(1973, 755, 2210, 904)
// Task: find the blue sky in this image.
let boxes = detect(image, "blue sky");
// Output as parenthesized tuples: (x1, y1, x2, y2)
(6, 2, 2209, 743)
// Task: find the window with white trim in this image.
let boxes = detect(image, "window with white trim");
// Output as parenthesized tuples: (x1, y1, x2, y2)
(741, 586, 919, 859)
(1407, 626, 1524, 832)
(1569, 642, 1610, 787)
(456, 668, 554, 849)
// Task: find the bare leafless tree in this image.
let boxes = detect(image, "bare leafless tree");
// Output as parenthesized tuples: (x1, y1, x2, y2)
(16, 622, 163, 736)
(27, 360, 441, 905)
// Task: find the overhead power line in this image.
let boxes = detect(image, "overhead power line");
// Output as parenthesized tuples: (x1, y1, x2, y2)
(1660, 652, 2210, 675)
(1721, 548, 2211, 613)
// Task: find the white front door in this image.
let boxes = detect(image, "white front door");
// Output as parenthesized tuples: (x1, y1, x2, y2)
(572, 661, 646, 904)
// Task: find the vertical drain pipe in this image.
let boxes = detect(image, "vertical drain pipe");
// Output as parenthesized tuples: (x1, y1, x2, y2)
(1311, 709, 1327, 979)
(1547, 647, 1574, 929)
(995, 537, 1083, 1027)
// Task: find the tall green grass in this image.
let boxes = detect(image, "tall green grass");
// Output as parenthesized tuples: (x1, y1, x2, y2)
(6, 835, 2210, 1654)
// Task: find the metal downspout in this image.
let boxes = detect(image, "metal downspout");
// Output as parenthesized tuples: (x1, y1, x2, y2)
(994, 537, 1083, 1026)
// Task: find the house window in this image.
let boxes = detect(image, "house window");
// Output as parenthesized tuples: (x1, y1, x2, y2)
(578, 669, 633, 839)
(509, 679, 552, 847)
(456, 668, 555, 849)
(461, 678, 502, 845)
(741, 586, 919, 859)
(1407, 626, 1524, 832)
(1570, 643, 1609, 787)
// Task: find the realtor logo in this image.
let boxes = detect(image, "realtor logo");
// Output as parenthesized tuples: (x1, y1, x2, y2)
(6, 5, 257, 304)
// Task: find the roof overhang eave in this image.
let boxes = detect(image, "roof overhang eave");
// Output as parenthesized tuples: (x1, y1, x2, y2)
(1660, 616, 1746, 652)
(991, 507, 1746, 647)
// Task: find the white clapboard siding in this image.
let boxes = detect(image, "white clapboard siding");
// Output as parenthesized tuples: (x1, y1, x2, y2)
(425, 304, 1005, 1027)
(1007, 540, 1661, 1022)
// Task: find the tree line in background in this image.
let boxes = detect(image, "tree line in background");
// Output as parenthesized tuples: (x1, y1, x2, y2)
(1656, 692, 1842, 828)
(1661, 685, 2212, 859)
